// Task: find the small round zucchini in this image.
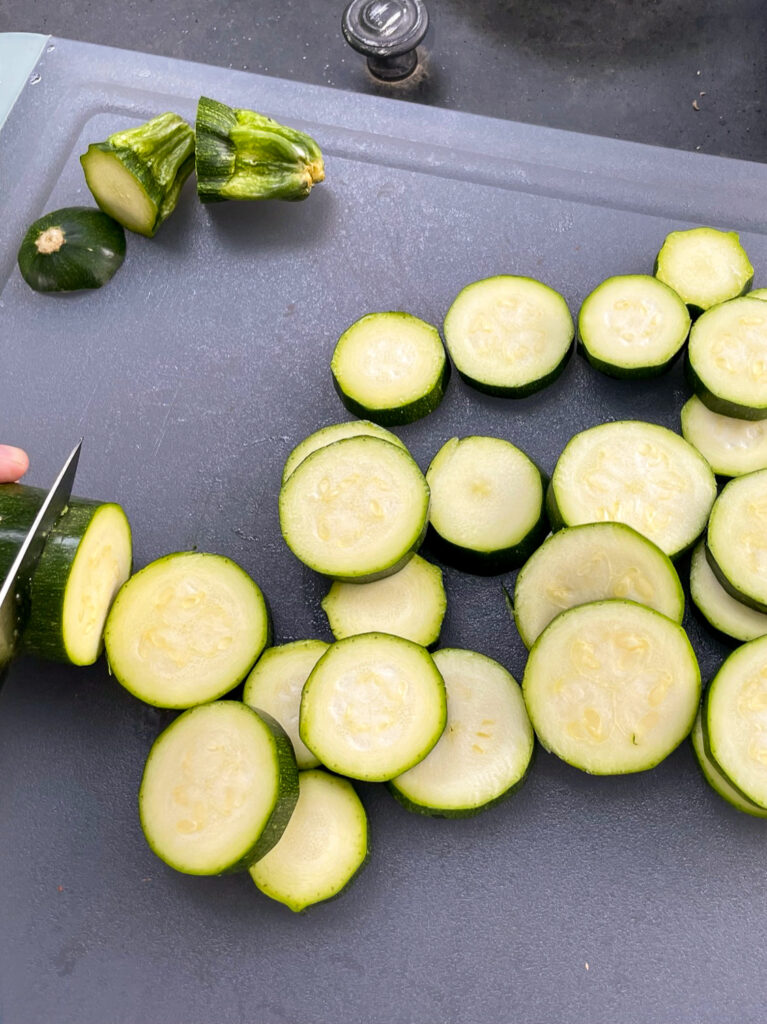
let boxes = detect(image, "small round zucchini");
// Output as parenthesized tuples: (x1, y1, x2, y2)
(299, 632, 447, 782)
(691, 707, 767, 817)
(390, 648, 534, 817)
(139, 701, 299, 875)
(687, 296, 767, 420)
(331, 312, 449, 426)
(681, 395, 767, 477)
(443, 275, 574, 397)
(282, 420, 406, 484)
(522, 600, 700, 775)
(578, 274, 690, 378)
(690, 541, 767, 644)
(706, 469, 767, 612)
(17, 206, 126, 292)
(654, 226, 754, 317)
(426, 435, 546, 574)
(250, 769, 369, 911)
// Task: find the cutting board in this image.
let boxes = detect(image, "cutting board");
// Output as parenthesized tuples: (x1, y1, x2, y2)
(2, 33, 767, 1024)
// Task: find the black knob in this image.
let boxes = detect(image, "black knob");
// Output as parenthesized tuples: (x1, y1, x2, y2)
(342, 0, 429, 81)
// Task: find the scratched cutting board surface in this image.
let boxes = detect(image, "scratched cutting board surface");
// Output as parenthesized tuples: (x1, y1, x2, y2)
(2, 36, 767, 1024)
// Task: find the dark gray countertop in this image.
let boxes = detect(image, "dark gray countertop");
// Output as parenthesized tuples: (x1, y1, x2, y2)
(3, 0, 767, 160)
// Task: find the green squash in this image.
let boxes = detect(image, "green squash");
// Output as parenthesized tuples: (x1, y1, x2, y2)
(17, 206, 126, 293)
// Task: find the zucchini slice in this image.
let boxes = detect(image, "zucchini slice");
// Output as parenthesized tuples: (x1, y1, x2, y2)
(389, 648, 534, 817)
(426, 435, 546, 574)
(690, 541, 767, 642)
(547, 420, 716, 558)
(749, 288, 767, 301)
(691, 707, 767, 817)
(279, 435, 429, 582)
(195, 96, 324, 203)
(705, 635, 767, 809)
(104, 552, 270, 708)
(17, 206, 125, 292)
(0, 485, 132, 665)
(321, 554, 446, 647)
(81, 113, 195, 237)
(243, 640, 329, 769)
(522, 600, 700, 775)
(687, 296, 767, 420)
(249, 769, 368, 911)
(706, 469, 767, 612)
(330, 313, 449, 426)
(513, 522, 684, 649)
(681, 395, 767, 477)
(654, 226, 754, 316)
(299, 632, 447, 782)
(443, 275, 574, 397)
(139, 701, 298, 875)
(282, 420, 406, 484)
(578, 274, 690, 378)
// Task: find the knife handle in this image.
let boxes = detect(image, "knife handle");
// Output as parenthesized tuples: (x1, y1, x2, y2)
(342, 0, 428, 81)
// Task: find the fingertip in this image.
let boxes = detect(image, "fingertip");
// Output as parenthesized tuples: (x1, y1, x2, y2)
(0, 445, 30, 483)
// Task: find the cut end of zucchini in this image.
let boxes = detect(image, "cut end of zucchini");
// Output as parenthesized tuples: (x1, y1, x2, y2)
(681, 395, 767, 478)
(82, 147, 159, 236)
(655, 227, 754, 313)
(707, 469, 767, 611)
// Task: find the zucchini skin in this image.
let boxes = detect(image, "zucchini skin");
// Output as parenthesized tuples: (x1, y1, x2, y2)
(578, 337, 684, 379)
(195, 96, 325, 204)
(425, 511, 547, 576)
(686, 355, 767, 421)
(455, 344, 571, 398)
(331, 359, 450, 427)
(17, 206, 125, 292)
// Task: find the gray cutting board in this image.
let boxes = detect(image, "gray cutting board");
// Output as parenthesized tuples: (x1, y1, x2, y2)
(1, 34, 767, 1024)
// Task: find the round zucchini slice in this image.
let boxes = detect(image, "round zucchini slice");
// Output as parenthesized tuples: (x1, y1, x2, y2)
(139, 701, 298, 875)
(321, 554, 446, 647)
(243, 639, 329, 769)
(578, 274, 690, 377)
(690, 540, 767, 642)
(691, 707, 767, 817)
(330, 312, 449, 426)
(681, 395, 767, 477)
(282, 420, 406, 484)
(443, 275, 574, 396)
(105, 551, 270, 708)
(389, 648, 534, 817)
(17, 206, 125, 293)
(688, 296, 767, 420)
(706, 635, 767, 809)
(522, 600, 700, 775)
(249, 769, 369, 911)
(547, 420, 716, 558)
(299, 632, 446, 782)
(426, 435, 546, 574)
(279, 435, 430, 582)
(513, 522, 684, 649)
(654, 226, 754, 316)
(706, 469, 767, 611)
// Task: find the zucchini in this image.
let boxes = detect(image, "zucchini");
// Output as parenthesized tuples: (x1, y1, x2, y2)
(749, 288, 767, 301)
(687, 296, 767, 420)
(681, 395, 767, 477)
(321, 554, 446, 647)
(443, 275, 574, 397)
(243, 640, 329, 769)
(279, 435, 429, 582)
(0, 484, 132, 665)
(547, 420, 716, 558)
(705, 635, 767, 809)
(706, 469, 767, 612)
(299, 632, 446, 782)
(80, 113, 195, 237)
(578, 274, 690, 378)
(425, 435, 546, 574)
(195, 96, 324, 203)
(282, 420, 406, 484)
(249, 769, 368, 911)
(513, 522, 684, 649)
(522, 600, 700, 775)
(690, 541, 767, 644)
(330, 313, 449, 426)
(389, 648, 534, 817)
(104, 551, 270, 708)
(691, 707, 767, 817)
(139, 701, 298, 875)
(17, 206, 125, 292)
(654, 226, 754, 316)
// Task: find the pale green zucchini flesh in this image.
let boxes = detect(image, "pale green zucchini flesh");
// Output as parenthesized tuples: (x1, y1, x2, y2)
(282, 420, 406, 484)
(690, 541, 767, 642)
(691, 707, 767, 817)
(706, 470, 767, 612)
(681, 395, 767, 477)
(654, 226, 754, 316)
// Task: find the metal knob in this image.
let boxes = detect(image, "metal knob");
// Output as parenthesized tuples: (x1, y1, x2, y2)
(342, 0, 429, 81)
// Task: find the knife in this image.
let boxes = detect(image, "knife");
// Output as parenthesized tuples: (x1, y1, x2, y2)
(0, 440, 82, 680)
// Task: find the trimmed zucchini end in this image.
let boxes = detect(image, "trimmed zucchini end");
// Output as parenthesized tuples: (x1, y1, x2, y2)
(81, 145, 159, 237)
